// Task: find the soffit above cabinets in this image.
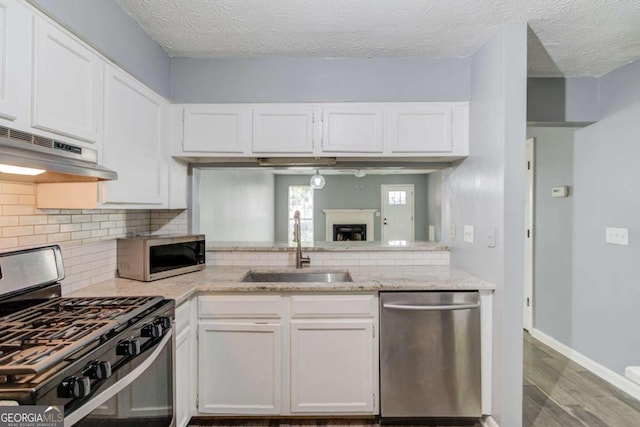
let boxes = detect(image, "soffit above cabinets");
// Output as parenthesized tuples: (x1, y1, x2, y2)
(117, 0, 640, 77)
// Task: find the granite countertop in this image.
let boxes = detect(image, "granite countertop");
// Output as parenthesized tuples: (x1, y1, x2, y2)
(70, 265, 494, 305)
(206, 241, 449, 252)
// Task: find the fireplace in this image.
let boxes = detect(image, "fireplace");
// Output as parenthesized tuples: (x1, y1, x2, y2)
(333, 224, 367, 241)
(323, 209, 377, 242)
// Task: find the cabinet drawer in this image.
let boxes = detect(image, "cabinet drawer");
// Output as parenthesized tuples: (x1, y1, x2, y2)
(199, 295, 283, 319)
(291, 295, 376, 318)
(175, 300, 191, 333)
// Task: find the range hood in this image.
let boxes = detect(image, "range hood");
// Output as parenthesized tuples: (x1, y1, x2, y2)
(0, 126, 117, 183)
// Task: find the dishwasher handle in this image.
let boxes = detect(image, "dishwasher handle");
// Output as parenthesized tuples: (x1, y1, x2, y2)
(382, 302, 480, 311)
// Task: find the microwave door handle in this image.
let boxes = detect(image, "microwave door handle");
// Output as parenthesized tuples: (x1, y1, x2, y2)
(64, 331, 172, 427)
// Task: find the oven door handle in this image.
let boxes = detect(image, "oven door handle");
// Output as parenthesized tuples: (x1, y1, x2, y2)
(64, 331, 172, 427)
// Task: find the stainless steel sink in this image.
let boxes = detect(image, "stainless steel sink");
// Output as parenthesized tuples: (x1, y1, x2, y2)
(240, 271, 353, 283)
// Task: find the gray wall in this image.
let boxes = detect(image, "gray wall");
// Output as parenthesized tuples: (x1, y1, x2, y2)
(569, 58, 640, 375)
(526, 127, 577, 343)
(599, 59, 640, 117)
(527, 77, 600, 124)
(197, 170, 275, 242)
(441, 23, 527, 426)
(426, 171, 442, 242)
(171, 57, 470, 103)
(274, 174, 429, 242)
(30, 0, 171, 98)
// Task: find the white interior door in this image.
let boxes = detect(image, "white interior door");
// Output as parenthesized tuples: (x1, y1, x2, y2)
(524, 138, 535, 331)
(381, 185, 415, 242)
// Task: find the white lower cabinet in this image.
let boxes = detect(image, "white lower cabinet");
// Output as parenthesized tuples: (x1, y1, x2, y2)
(175, 325, 192, 427)
(196, 293, 378, 416)
(175, 299, 195, 427)
(290, 320, 375, 413)
(198, 321, 282, 415)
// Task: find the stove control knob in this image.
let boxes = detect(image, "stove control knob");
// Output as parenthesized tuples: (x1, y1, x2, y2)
(83, 361, 112, 380)
(142, 323, 162, 338)
(154, 316, 171, 331)
(58, 376, 91, 398)
(116, 339, 141, 357)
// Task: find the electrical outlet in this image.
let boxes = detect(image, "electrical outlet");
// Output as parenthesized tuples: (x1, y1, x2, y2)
(463, 225, 474, 244)
(487, 227, 497, 248)
(605, 227, 629, 245)
(449, 224, 456, 240)
(428, 225, 435, 242)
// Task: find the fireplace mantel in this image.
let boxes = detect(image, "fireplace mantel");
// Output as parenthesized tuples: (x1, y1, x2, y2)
(323, 209, 377, 241)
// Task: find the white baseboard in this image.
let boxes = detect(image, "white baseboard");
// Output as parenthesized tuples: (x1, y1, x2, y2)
(480, 416, 499, 427)
(530, 328, 640, 401)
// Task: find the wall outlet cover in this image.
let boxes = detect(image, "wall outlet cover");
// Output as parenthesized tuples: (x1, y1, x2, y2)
(463, 225, 474, 244)
(449, 224, 456, 240)
(487, 227, 497, 248)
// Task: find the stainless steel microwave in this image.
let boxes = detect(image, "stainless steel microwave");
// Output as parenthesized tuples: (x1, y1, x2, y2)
(117, 234, 205, 281)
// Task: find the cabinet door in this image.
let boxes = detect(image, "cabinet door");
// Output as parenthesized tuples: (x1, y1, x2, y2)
(321, 106, 383, 153)
(389, 103, 452, 153)
(0, 0, 29, 122)
(101, 67, 165, 205)
(252, 106, 315, 154)
(290, 320, 375, 413)
(198, 321, 282, 415)
(183, 105, 250, 153)
(32, 17, 102, 143)
(175, 325, 192, 427)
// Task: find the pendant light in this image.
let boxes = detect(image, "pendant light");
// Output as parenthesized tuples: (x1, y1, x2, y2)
(310, 169, 325, 189)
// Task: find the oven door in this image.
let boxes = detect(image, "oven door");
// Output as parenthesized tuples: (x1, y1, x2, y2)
(65, 332, 174, 427)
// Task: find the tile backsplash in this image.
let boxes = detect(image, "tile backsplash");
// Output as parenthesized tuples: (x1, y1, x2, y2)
(0, 181, 188, 294)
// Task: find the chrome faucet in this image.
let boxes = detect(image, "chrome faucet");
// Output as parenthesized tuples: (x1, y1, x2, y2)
(293, 210, 311, 268)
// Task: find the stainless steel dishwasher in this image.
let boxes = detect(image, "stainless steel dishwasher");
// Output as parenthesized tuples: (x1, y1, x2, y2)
(380, 291, 481, 419)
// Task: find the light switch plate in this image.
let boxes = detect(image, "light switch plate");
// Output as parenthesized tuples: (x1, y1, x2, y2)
(428, 225, 435, 242)
(605, 227, 629, 245)
(449, 224, 456, 240)
(463, 225, 474, 244)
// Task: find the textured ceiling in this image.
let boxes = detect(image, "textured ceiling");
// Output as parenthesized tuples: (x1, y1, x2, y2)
(117, 0, 640, 77)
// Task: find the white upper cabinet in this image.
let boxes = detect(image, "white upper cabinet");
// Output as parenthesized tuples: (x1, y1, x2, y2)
(321, 105, 383, 153)
(252, 105, 316, 154)
(32, 17, 103, 143)
(172, 102, 469, 160)
(183, 105, 251, 153)
(101, 66, 166, 205)
(0, 0, 30, 122)
(388, 103, 452, 153)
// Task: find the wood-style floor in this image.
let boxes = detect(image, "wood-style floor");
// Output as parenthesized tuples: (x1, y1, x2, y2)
(524, 331, 640, 426)
(190, 333, 640, 427)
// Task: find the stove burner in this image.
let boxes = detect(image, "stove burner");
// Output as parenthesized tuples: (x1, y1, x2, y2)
(0, 296, 163, 375)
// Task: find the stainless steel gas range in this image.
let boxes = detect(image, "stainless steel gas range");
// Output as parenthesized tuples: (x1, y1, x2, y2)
(0, 245, 175, 427)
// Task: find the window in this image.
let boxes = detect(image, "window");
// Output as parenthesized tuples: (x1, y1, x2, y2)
(388, 191, 407, 205)
(288, 186, 313, 243)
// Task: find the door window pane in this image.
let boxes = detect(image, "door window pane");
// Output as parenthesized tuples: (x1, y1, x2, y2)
(388, 191, 407, 205)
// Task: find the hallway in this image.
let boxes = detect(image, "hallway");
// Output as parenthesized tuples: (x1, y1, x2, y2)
(523, 332, 640, 426)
